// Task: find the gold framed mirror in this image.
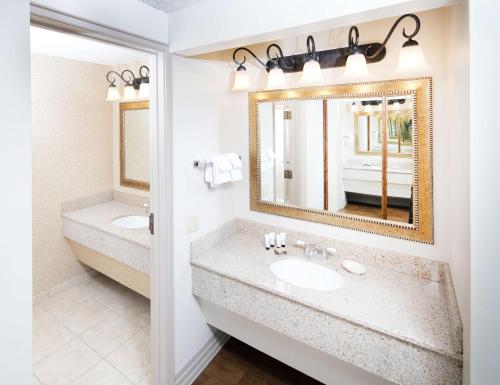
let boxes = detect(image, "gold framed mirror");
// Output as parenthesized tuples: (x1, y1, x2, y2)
(120, 101, 150, 191)
(249, 78, 433, 243)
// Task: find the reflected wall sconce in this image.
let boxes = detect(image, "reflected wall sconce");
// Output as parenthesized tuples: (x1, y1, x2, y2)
(231, 13, 429, 91)
(106, 65, 150, 101)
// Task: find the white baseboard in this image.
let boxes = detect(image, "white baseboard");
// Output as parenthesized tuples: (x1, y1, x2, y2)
(175, 329, 230, 385)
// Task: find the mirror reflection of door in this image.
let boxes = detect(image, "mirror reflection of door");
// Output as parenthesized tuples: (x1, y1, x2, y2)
(120, 101, 150, 191)
(258, 95, 415, 225)
(259, 100, 324, 209)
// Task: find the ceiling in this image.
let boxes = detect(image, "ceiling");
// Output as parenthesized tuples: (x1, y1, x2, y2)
(138, 0, 208, 13)
(30, 26, 148, 66)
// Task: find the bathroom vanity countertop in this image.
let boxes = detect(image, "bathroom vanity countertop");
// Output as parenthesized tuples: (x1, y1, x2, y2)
(62, 201, 150, 248)
(191, 223, 462, 361)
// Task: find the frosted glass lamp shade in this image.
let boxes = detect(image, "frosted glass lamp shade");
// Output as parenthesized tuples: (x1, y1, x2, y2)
(343, 53, 370, 80)
(138, 82, 150, 99)
(123, 85, 137, 101)
(106, 85, 120, 102)
(266, 67, 287, 90)
(300, 59, 323, 86)
(394, 44, 430, 75)
(232, 67, 251, 91)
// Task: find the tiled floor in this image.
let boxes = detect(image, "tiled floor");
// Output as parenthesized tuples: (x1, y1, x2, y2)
(33, 273, 151, 385)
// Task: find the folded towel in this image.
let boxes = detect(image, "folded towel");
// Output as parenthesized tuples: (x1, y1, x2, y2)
(204, 155, 232, 188)
(211, 154, 232, 172)
(225, 153, 242, 169)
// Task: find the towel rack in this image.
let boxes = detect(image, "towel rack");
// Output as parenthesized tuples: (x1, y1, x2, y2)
(193, 155, 241, 168)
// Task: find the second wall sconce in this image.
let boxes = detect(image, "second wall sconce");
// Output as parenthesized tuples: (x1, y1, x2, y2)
(231, 13, 430, 91)
(106, 65, 150, 102)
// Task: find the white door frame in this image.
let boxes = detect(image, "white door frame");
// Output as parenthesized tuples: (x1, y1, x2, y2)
(30, 5, 175, 385)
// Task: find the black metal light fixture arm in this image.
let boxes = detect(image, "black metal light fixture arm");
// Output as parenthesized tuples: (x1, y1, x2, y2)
(365, 14, 420, 59)
(106, 70, 123, 86)
(232, 47, 268, 69)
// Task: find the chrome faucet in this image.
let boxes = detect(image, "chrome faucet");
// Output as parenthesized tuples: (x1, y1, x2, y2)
(143, 203, 150, 214)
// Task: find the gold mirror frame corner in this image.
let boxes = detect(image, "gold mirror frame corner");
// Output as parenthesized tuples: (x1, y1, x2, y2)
(249, 77, 434, 244)
(119, 100, 150, 192)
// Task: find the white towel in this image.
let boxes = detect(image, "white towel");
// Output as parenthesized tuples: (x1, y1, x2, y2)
(225, 153, 242, 169)
(204, 154, 232, 188)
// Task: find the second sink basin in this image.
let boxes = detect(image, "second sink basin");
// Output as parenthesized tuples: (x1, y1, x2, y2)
(112, 215, 148, 229)
(270, 259, 344, 291)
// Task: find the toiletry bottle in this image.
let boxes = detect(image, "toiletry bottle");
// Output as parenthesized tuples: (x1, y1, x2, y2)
(276, 234, 281, 248)
(269, 232, 275, 247)
(264, 234, 270, 250)
(280, 232, 286, 247)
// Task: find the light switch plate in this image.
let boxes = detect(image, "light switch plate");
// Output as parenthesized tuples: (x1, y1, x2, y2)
(186, 214, 199, 234)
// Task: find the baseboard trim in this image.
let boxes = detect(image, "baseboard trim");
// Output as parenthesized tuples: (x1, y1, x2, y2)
(175, 329, 230, 385)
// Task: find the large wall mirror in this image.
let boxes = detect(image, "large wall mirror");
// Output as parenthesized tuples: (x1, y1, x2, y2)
(120, 101, 150, 191)
(250, 78, 433, 243)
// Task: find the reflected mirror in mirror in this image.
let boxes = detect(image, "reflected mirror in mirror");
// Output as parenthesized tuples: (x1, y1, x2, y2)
(257, 95, 415, 225)
(120, 101, 150, 191)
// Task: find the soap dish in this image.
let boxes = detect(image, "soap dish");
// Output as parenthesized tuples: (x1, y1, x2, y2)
(342, 260, 367, 275)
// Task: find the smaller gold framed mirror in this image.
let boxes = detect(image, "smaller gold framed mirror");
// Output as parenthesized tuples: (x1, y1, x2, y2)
(120, 101, 150, 191)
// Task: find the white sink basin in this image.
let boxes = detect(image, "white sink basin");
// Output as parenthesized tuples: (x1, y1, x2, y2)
(112, 215, 148, 229)
(270, 259, 344, 291)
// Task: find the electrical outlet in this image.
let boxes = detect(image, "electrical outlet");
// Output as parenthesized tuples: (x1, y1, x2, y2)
(186, 215, 199, 234)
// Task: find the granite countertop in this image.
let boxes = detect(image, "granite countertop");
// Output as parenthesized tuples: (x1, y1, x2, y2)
(62, 201, 150, 249)
(191, 222, 462, 361)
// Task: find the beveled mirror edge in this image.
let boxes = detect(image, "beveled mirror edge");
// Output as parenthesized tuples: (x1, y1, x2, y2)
(119, 100, 150, 192)
(249, 77, 434, 244)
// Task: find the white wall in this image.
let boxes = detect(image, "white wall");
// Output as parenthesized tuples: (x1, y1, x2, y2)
(171, 54, 244, 372)
(469, 0, 500, 383)
(0, 1, 32, 384)
(168, 0, 456, 55)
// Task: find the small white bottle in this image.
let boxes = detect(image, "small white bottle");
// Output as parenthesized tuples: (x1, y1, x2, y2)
(276, 234, 282, 248)
(269, 232, 275, 247)
(279, 232, 286, 247)
(264, 234, 271, 250)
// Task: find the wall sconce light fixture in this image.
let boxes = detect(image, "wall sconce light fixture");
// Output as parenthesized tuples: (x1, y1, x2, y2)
(231, 13, 429, 91)
(106, 65, 150, 101)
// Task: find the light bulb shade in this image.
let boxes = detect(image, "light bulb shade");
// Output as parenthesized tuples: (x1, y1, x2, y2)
(123, 85, 137, 101)
(232, 68, 251, 91)
(343, 53, 370, 80)
(138, 82, 150, 99)
(394, 44, 430, 75)
(266, 67, 287, 90)
(300, 59, 323, 86)
(106, 85, 120, 102)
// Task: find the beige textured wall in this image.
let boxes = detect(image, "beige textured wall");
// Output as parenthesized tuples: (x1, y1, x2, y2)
(32, 54, 113, 295)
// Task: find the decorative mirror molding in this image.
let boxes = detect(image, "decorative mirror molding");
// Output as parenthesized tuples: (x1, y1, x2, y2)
(249, 77, 433, 243)
(120, 101, 150, 191)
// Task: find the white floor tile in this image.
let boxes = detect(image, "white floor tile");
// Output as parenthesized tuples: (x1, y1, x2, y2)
(106, 327, 151, 384)
(33, 311, 75, 363)
(81, 313, 141, 357)
(51, 296, 115, 335)
(70, 360, 132, 385)
(137, 370, 152, 385)
(34, 339, 101, 385)
(33, 375, 42, 385)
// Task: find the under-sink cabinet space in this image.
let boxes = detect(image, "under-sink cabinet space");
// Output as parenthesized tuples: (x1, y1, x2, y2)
(190, 219, 463, 385)
(62, 200, 150, 298)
